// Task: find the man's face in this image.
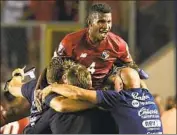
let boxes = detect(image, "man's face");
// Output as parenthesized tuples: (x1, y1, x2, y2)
(88, 12, 112, 42)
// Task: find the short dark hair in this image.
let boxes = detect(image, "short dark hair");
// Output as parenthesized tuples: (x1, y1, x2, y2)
(46, 57, 64, 84)
(89, 3, 112, 15)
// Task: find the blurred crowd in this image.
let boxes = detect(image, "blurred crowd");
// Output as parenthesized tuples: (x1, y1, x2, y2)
(153, 94, 176, 134)
(1, 0, 79, 22)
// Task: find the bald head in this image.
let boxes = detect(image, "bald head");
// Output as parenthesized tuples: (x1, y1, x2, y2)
(118, 67, 140, 90)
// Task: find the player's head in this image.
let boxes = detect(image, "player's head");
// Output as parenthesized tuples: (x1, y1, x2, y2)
(115, 67, 141, 91)
(46, 57, 64, 84)
(87, 3, 112, 42)
(46, 57, 76, 84)
(105, 67, 141, 91)
(63, 64, 92, 89)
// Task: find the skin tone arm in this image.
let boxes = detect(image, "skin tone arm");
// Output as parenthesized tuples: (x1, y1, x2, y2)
(41, 84, 97, 104)
(49, 95, 95, 113)
(8, 76, 24, 97)
(140, 80, 148, 89)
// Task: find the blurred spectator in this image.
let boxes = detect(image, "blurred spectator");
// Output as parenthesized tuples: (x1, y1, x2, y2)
(165, 96, 175, 110)
(1, 0, 30, 69)
(55, 0, 79, 21)
(153, 94, 164, 116)
(29, 0, 55, 21)
(161, 96, 176, 134)
(1, 0, 30, 23)
(136, 1, 173, 64)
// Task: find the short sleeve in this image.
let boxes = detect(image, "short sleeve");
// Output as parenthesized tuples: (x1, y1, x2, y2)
(96, 90, 120, 109)
(117, 37, 132, 63)
(21, 80, 37, 104)
(55, 35, 73, 57)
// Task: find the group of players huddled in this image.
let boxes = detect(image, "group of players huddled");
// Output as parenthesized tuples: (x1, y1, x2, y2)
(0, 3, 163, 134)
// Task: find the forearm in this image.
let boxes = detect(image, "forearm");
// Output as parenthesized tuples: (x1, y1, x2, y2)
(51, 84, 97, 103)
(49, 96, 95, 113)
(8, 77, 24, 97)
(140, 80, 148, 89)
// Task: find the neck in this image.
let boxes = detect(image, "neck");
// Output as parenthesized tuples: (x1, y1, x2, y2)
(88, 30, 100, 44)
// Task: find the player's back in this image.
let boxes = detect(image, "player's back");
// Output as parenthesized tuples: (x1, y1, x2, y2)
(48, 107, 116, 134)
(97, 88, 163, 134)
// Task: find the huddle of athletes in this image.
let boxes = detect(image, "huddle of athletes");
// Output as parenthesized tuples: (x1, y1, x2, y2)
(0, 3, 163, 134)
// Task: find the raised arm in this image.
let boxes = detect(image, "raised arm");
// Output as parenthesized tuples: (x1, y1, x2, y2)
(140, 80, 148, 89)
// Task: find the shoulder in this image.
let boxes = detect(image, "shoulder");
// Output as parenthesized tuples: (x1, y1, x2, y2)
(62, 28, 87, 43)
(22, 80, 37, 92)
(108, 32, 127, 44)
(107, 32, 128, 49)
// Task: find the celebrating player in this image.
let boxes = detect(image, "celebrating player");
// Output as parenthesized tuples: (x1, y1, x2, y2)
(1, 57, 117, 134)
(41, 67, 163, 134)
(52, 3, 148, 90)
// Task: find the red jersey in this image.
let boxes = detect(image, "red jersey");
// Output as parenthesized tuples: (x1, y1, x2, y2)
(0, 117, 29, 134)
(55, 28, 132, 89)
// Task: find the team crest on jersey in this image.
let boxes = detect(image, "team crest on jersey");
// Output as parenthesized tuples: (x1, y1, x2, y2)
(101, 50, 110, 60)
(80, 53, 87, 58)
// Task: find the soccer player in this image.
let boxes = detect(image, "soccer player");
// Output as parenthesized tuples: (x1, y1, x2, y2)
(32, 64, 116, 134)
(41, 67, 163, 134)
(34, 3, 148, 132)
(1, 57, 117, 134)
(52, 3, 148, 90)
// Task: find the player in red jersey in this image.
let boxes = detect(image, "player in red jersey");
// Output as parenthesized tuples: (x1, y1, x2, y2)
(53, 3, 148, 90)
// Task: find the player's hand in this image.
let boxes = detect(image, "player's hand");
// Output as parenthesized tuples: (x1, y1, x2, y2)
(41, 86, 53, 103)
(12, 66, 26, 80)
(138, 68, 149, 79)
(34, 89, 43, 112)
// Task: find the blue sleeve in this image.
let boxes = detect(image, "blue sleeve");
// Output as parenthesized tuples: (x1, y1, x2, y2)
(96, 90, 120, 109)
(21, 80, 36, 104)
(45, 93, 59, 106)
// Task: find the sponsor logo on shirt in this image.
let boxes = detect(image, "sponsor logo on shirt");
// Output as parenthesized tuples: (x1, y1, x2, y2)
(138, 107, 159, 117)
(132, 100, 156, 108)
(101, 50, 110, 60)
(147, 132, 162, 134)
(142, 119, 161, 128)
(132, 100, 140, 107)
(132, 92, 150, 101)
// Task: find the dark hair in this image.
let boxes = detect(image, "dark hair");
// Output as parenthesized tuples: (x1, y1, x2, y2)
(47, 57, 77, 84)
(89, 3, 112, 14)
(46, 57, 64, 83)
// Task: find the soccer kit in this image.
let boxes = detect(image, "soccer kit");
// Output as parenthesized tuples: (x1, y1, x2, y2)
(56, 28, 132, 89)
(21, 80, 117, 134)
(96, 88, 163, 134)
(21, 80, 52, 134)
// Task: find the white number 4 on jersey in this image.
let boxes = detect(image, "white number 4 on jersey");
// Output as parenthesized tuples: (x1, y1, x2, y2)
(87, 62, 96, 74)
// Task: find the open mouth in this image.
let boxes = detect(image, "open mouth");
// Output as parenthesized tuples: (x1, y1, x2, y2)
(99, 29, 109, 36)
